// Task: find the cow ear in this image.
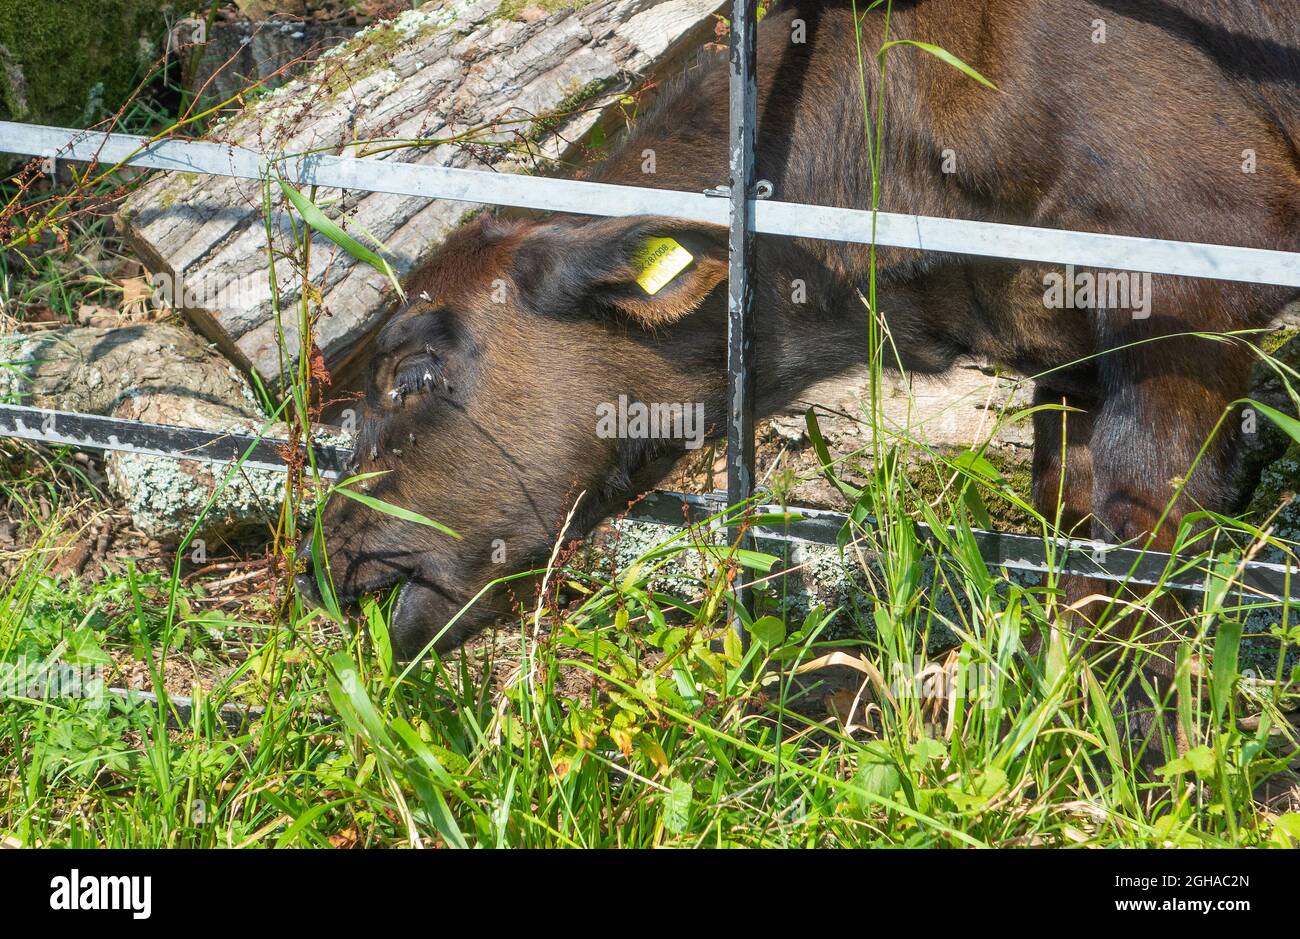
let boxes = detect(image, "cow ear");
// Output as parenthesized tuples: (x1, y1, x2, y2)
(511, 216, 728, 328)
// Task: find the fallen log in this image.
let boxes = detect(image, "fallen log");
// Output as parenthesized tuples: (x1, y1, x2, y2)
(120, 0, 727, 388)
(0, 324, 319, 542)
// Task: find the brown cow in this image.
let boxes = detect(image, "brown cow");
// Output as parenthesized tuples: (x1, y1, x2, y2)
(299, 0, 1300, 741)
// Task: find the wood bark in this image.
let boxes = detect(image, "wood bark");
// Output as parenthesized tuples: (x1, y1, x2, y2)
(0, 324, 295, 542)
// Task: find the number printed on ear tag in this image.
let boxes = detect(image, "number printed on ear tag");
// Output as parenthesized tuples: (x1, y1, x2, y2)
(631, 237, 694, 295)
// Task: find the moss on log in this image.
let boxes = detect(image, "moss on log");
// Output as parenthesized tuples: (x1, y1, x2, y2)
(0, 1, 198, 127)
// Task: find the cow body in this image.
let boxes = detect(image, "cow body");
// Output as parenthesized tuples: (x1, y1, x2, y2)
(302, 0, 1300, 668)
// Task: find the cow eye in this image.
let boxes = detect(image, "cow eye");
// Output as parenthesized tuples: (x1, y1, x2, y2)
(388, 349, 443, 402)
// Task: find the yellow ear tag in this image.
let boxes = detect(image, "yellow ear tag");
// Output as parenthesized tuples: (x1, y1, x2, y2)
(631, 237, 694, 295)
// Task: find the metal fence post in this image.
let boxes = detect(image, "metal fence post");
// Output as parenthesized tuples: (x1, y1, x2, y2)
(726, 0, 758, 642)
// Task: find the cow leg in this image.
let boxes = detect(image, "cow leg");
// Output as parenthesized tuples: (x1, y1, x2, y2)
(1028, 383, 1114, 661)
(1031, 383, 1096, 541)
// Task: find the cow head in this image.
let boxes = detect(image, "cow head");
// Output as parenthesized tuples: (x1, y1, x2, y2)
(297, 214, 730, 659)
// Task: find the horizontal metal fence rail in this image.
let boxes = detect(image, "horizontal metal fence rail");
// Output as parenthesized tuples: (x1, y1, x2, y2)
(106, 687, 263, 733)
(4, 121, 1299, 287)
(630, 491, 1300, 604)
(4, 404, 1294, 603)
(0, 404, 350, 478)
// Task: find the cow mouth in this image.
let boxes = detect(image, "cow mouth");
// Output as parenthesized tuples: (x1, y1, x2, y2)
(295, 569, 409, 615)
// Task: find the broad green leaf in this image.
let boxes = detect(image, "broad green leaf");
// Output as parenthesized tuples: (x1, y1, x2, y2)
(746, 511, 806, 527)
(962, 481, 992, 530)
(805, 406, 863, 501)
(911, 736, 947, 763)
(949, 449, 1005, 483)
(325, 653, 392, 746)
(722, 626, 743, 667)
(880, 39, 998, 90)
(278, 177, 405, 300)
(637, 733, 669, 773)
(1245, 398, 1300, 446)
(854, 742, 902, 810)
(64, 630, 111, 667)
(1274, 813, 1300, 846)
(1211, 615, 1242, 723)
(275, 800, 347, 848)
(748, 615, 787, 648)
(1086, 658, 1128, 769)
(391, 716, 455, 789)
(873, 606, 896, 647)
(1044, 621, 1068, 687)
(1186, 745, 1216, 777)
(309, 522, 343, 622)
(362, 595, 392, 676)
(609, 709, 638, 756)
(332, 485, 461, 539)
(975, 765, 1008, 798)
(391, 728, 468, 847)
(1160, 744, 1216, 779)
(664, 778, 693, 834)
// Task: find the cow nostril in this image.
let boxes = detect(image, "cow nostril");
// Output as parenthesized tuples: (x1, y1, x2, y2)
(295, 570, 321, 606)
